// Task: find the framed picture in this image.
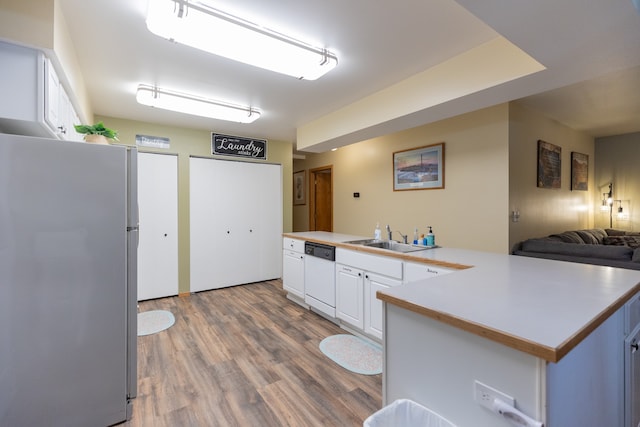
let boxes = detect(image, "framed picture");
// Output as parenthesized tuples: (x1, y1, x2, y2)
(293, 170, 306, 205)
(393, 142, 444, 191)
(571, 152, 588, 191)
(537, 140, 561, 189)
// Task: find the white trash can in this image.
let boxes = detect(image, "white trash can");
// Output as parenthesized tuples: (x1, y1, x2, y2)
(363, 399, 456, 427)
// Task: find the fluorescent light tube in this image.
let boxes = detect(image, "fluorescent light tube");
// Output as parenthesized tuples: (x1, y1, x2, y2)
(146, 0, 337, 80)
(136, 84, 260, 123)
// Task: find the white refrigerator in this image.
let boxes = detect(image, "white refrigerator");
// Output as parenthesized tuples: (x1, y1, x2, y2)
(0, 133, 138, 426)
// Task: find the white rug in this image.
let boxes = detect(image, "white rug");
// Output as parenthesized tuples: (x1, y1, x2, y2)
(319, 334, 382, 375)
(137, 310, 175, 336)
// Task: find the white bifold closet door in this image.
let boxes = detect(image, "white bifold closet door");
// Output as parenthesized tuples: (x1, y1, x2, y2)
(190, 157, 282, 292)
(137, 152, 179, 300)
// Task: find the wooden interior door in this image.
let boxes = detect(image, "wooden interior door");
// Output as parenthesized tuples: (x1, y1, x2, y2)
(309, 166, 333, 231)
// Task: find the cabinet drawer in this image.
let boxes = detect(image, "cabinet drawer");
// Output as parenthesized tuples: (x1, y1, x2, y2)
(283, 237, 305, 253)
(335, 248, 403, 279)
(404, 262, 454, 283)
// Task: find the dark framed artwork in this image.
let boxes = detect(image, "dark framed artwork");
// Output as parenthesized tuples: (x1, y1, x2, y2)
(293, 170, 306, 205)
(571, 152, 588, 191)
(393, 142, 444, 191)
(537, 140, 561, 189)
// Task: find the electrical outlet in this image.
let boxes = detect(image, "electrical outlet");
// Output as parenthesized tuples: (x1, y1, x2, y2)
(474, 380, 515, 410)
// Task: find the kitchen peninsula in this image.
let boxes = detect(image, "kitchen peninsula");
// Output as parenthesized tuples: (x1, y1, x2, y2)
(282, 231, 640, 427)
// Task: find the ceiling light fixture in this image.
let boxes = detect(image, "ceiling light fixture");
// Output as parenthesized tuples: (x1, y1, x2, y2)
(145, 0, 338, 80)
(136, 84, 260, 123)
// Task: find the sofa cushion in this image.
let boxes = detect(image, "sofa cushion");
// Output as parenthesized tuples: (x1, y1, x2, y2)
(606, 228, 627, 236)
(575, 229, 607, 244)
(521, 239, 633, 260)
(603, 235, 640, 249)
(549, 231, 584, 244)
(606, 229, 640, 237)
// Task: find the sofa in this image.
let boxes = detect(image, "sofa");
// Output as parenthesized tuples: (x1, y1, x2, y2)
(512, 228, 640, 270)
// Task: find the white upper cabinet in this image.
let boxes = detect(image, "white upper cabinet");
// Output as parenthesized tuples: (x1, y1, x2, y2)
(0, 41, 84, 140)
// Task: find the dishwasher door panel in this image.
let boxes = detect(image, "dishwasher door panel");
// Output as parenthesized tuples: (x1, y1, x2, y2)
(304, 256, 336, 317)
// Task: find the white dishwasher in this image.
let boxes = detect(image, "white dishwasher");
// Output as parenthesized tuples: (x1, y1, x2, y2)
(304, 241, 336, 317)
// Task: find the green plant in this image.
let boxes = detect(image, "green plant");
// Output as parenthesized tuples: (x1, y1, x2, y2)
(73, 122, 119, 141)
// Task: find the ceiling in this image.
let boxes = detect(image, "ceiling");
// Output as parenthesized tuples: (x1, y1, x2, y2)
(58, 0, 640, 152)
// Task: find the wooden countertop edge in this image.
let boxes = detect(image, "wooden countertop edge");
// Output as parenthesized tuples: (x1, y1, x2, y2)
(378, 280, 640, 363)
(282, 233, 472, 270)
(553, 281, 640, 361)
(377, 291, 560, 362)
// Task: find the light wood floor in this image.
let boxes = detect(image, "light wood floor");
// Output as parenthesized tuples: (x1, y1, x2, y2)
(121, 279, 382, 427)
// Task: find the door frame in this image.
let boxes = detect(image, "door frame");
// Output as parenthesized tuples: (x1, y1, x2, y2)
(308, 165, 333, 231)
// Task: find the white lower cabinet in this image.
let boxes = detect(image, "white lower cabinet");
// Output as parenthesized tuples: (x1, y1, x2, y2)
(335, 248, 404, 341)
(336, 264, 364, 329)
(283, 238, 305, 299)
(365, 272, 402, 340)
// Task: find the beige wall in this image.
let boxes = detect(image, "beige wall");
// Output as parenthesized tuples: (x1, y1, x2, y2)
(508, 102, 595, 249)
(0, 0, 54, 49)
(595, 132, 640, 232)
(98, 115, 293, 294)
(0, 0, 93, 123)
(295, 104, 511, 253)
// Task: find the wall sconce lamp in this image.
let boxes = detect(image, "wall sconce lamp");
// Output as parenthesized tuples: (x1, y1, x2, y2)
(146, 0, 338, 80)
(600, 183, 613, 212)
(616, 200, 630, 220)
(136, 84, 260, 123)
(600, 183, 631, 226)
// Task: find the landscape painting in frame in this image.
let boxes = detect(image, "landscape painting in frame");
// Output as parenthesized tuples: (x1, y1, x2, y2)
(393, 143, 444, 191)
(537, 140, 561, 189)
(293, 170, 306, 205)
(571, 152, 588, 191)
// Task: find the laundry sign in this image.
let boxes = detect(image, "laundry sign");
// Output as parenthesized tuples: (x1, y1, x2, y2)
(212, 133, 267, 160)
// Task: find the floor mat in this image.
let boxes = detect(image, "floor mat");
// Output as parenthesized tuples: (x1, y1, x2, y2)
(138, 310, 175, 336)
(319, 334, 382, 375)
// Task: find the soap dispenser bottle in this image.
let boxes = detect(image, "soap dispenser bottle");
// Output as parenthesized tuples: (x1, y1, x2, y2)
(413, 227, 419, 245)
(374, 222, 382, 240)
(426, 226, 435, 247)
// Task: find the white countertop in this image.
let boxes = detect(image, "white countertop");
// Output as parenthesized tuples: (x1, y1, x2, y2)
(283, 231, 640, 362)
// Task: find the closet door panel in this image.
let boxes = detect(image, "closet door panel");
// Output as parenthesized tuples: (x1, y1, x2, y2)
(190, 158, 281, 292)
(254, 162, 283, 280)
(137, 152, 179, 300)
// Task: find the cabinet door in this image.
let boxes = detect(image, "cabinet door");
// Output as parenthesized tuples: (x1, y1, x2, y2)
(626, 324, 640, 427)
(137, 153, 179, 300)
(44, 58, 60, 132)
(336, 264, 364, 329)
(57, 88, 71, 139)
(365, 272, 402, 340)
(283, 250, 305, 299)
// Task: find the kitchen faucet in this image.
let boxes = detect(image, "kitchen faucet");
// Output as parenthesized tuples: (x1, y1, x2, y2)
(386, 225, 408, 244)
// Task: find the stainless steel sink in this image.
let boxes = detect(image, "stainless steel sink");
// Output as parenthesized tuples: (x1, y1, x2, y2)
(343, 239, 428, 253)
(364, 240, 428, 253)
(343, 239, 379, 245)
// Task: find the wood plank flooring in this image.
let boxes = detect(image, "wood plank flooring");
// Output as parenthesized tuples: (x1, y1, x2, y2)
(121, 279, 382, 427)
